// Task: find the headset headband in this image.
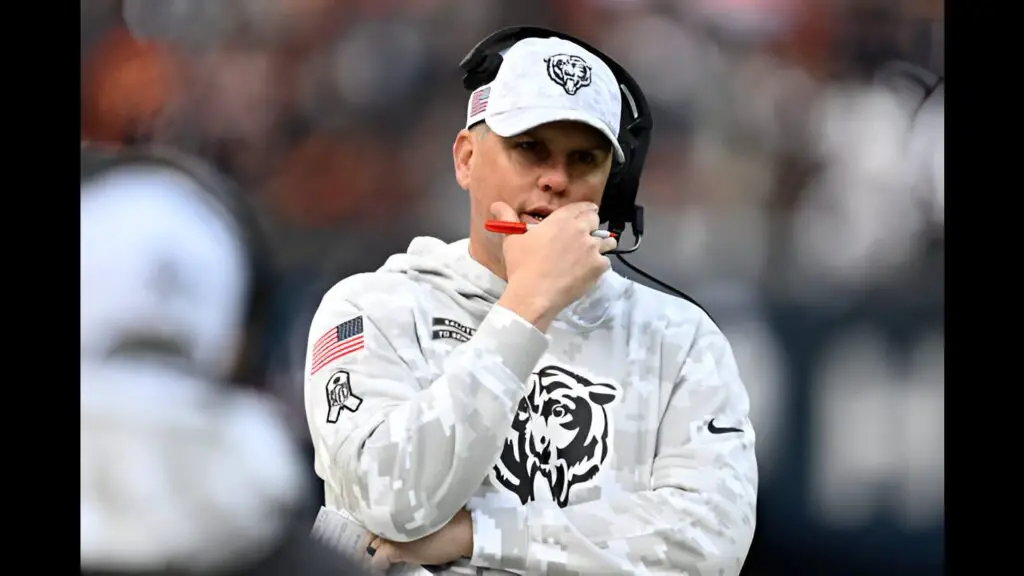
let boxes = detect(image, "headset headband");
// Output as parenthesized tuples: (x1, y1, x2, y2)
(459, 26, 653, 248)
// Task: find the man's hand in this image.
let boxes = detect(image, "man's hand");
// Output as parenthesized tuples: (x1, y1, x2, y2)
(365, 508, 474, 571)
(492, 201, 617, 332)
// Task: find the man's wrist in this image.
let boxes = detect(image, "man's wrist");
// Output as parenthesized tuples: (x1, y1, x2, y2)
(497, 288, 556, 333)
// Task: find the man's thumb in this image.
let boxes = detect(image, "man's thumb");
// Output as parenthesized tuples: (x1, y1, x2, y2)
(489, 201, 518, 221)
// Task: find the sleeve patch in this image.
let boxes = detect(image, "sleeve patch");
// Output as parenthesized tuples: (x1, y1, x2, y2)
(326, 369, 363, 422)
(311, 315, 365, 376)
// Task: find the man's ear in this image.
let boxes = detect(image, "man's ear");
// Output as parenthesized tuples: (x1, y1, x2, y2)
(452, 129, 475, 191)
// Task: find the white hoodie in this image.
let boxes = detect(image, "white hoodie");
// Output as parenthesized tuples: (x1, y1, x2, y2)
(81, 358, 305, 573)
(304, 237, 758, 575)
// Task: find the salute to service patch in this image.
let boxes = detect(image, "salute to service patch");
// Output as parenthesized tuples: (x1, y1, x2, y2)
(431, 317, 476, 343)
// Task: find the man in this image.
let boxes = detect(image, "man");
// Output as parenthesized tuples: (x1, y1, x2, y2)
(304, 33, 758, 575)
(81, 145, 366, 576)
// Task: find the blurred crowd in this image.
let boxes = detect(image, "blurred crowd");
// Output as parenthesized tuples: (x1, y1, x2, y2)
(81, 1, 943, 574)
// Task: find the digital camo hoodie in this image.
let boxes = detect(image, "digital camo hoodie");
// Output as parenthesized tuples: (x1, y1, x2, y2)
(304, 237, 758, 575)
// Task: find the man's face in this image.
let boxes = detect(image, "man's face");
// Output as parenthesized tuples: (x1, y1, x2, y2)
(456, 120, 615, 229)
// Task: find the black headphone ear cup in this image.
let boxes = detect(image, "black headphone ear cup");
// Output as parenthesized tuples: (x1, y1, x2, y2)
(602, 137, 631, 194)
(605, 157, 626, 188)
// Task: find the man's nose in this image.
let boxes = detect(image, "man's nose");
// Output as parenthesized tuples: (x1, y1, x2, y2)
(537, 163, 570, 194)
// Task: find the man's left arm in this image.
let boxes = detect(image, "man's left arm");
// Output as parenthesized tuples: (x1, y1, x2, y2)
(469, 314, 759, 575)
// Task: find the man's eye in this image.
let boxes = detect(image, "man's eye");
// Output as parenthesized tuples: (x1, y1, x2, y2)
(572, 151, 596, 165)
(515, 141, 538, 151)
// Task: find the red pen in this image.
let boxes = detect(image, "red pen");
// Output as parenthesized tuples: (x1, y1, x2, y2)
(485, 220, 616, 239)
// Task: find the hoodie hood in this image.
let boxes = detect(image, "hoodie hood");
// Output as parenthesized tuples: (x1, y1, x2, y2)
(378, 237, 631, 330)
(81, 359, 305, 573)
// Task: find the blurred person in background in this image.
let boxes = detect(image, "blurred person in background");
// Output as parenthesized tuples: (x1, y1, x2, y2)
(80, 145, 366, 576)
(304, 27, 757, 575)
(783, 55, 944, 295)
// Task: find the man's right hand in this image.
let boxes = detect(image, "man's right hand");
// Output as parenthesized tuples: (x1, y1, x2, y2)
(491, 201, 617, 332)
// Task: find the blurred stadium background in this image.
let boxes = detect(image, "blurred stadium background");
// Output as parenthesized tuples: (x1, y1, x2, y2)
(81, 0, 943, 574)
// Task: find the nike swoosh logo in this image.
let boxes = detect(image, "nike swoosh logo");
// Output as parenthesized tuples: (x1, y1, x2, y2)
(707, 418, 743, 435)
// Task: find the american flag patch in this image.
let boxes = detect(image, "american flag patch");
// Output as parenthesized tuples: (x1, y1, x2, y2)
(469, 86, 490, 117)
(310, 316, 365, 376)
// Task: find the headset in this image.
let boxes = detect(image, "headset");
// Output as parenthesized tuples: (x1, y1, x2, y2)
(80, 144, 277, 388)
(460, 26, 709, 313)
